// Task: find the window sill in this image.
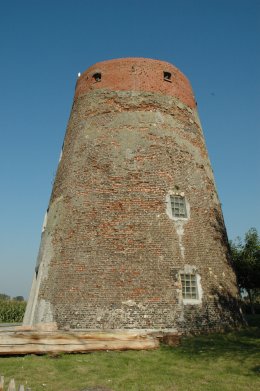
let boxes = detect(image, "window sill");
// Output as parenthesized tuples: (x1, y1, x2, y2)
(183, 299, 202, 305)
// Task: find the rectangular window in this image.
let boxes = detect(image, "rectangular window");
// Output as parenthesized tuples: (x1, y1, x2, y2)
(163, 71, 172, 82)
(93, 72, 101, 82)
(170, 195, 187, 218)
(180, 273, 198, 299)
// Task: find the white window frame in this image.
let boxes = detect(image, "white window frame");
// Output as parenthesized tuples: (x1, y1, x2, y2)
(166, 191, 190, 221)
(179, 268, 202, 305)
(170, 195, 187, 218)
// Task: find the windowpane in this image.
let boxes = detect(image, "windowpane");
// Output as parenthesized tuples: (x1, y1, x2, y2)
(180, 273, 198, 299)
(170, 195, 187, 218)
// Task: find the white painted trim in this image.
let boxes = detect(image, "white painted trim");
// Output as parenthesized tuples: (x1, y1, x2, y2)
(41, 211, 48, 233)
(179, 266, 203, 306)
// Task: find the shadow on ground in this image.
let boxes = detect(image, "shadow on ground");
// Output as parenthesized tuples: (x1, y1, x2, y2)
(166, 315, 260, 367)
(178, 328, 259, 358)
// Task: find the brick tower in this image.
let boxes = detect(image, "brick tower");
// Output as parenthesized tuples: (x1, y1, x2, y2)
(24, 58, 242, 333)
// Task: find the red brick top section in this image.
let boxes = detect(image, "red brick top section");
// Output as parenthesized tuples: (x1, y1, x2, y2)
(75, 58, 196, 108)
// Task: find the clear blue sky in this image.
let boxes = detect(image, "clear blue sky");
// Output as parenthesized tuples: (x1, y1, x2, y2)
(0, 0, 259, 298)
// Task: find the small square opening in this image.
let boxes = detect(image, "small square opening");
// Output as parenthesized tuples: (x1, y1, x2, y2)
(163, 71, 172, 82)
(93, 72, 101, 82)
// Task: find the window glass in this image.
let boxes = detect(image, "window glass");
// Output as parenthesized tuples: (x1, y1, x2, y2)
(181, 273, 198, 299)
(170, 195, 187, 218)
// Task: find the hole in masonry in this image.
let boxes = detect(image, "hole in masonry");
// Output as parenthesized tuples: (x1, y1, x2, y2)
(163, 71, 172, 82)
(92, 72, 101, 82)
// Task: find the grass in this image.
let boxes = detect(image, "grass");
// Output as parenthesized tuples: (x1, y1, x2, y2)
(0, 316, 259, 391)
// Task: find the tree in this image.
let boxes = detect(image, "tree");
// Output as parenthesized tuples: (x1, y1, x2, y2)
(13, 296, 24, 302)
(0, 293, 10, 301)
(230, 228, 260, 314)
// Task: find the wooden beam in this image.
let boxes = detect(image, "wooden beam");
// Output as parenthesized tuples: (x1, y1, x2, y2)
(7, 379, 16, 391)
(0, 376, 4, 391)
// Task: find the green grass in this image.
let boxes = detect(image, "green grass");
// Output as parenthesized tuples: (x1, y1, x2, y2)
(0, 317, 259, 391)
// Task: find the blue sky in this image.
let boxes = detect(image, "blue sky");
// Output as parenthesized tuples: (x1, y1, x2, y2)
(0, 0, 259, 298)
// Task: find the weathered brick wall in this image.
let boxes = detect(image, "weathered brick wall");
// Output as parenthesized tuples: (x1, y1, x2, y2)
(24, 59, 243, 332)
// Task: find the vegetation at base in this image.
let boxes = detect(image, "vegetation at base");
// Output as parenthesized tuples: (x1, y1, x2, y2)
(0, 299, 26, 323)
(0, 294, 25, 302)
(0, 316, 259, 391)
(230, 227, 260, 314)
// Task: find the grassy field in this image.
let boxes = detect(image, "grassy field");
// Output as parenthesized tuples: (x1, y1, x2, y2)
(0, 317, 259, 391)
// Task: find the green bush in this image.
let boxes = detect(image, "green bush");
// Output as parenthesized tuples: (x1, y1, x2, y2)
(0, 299, 26, 323)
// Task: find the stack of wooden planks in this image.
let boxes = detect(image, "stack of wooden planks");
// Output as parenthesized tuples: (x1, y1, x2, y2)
(0, 328, 159, 355)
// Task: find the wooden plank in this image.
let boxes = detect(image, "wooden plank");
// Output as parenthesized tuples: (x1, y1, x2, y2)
(7, 379, 16, 391)
(0, 332, 157, 344)
(0, 330, 154, 341)
(0, 340, 158, 354)
(0, 376, 4, 391)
